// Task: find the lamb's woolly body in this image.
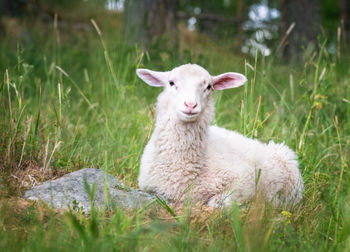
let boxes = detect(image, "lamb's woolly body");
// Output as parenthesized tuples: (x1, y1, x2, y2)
(137, 64, 303, 207)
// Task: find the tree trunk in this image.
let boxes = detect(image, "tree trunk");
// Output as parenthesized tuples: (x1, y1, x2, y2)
(0, 0, 27, 16)
(281, 0, 321, 60)
(236, 0, 244, 52)
(124, 0, 178, 48)
(339, 0, 349, 44)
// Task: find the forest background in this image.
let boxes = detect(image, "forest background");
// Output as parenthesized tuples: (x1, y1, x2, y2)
(0, 0, 349, 251)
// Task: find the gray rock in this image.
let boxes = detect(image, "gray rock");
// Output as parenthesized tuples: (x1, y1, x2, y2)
(23, 168, 155, 212)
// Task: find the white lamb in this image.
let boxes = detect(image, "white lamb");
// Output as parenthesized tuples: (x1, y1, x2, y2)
(136, 64, 303, 208)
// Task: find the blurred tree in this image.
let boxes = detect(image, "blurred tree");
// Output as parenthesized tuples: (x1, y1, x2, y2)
(0, 0, 27, 16)
(339, 0, 349, 41)
(124, 0, 178, 48)
(177, 0, 242, 43)
(281, 0, 321, 59)
(236, 0, 244, 50)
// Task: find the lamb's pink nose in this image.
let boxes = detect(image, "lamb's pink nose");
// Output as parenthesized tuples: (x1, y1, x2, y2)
(184, 101, 197, 110)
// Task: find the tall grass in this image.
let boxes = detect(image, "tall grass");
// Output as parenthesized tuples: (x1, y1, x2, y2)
(0, 8, 349, 251)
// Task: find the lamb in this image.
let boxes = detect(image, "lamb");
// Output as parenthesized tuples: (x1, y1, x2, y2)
(136, 63, 303, 208)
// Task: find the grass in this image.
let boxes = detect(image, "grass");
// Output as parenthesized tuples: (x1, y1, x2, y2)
(1, 5, 350, 251)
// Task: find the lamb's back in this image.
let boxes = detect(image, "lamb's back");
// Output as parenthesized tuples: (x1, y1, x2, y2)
(207, 125, 303, 206)
(207, 125, 266, 172)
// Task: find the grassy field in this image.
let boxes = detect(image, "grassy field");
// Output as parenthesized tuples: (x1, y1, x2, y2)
(0, 6, 349, 251)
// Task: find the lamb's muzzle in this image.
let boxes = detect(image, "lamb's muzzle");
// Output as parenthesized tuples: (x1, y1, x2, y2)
(136, 63, 303, 208)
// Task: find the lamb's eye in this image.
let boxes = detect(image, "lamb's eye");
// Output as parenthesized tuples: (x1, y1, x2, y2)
(169, 81, 175, 86)
(206, 84, 212, 91)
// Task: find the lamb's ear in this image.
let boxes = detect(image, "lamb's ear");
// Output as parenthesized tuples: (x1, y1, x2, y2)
(136, 69, 169, 87)
(212, 72, 247, 90)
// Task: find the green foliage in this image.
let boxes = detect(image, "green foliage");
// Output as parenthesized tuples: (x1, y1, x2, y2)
(0, 6, 350, 252)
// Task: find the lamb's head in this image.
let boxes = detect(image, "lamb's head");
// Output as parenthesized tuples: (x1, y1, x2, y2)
(136, 64, 247, 122)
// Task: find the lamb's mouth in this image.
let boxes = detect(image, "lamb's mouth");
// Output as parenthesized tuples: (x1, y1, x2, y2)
(181, 111, 199, 117)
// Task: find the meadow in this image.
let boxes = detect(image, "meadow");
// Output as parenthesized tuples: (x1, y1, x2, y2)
(0, 6, 349, 251)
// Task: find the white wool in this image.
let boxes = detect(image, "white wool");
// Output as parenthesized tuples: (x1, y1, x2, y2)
(137, 64, 303, 207)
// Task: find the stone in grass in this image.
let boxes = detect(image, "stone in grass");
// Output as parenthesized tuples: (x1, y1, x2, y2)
(23, 168, 155, 212)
